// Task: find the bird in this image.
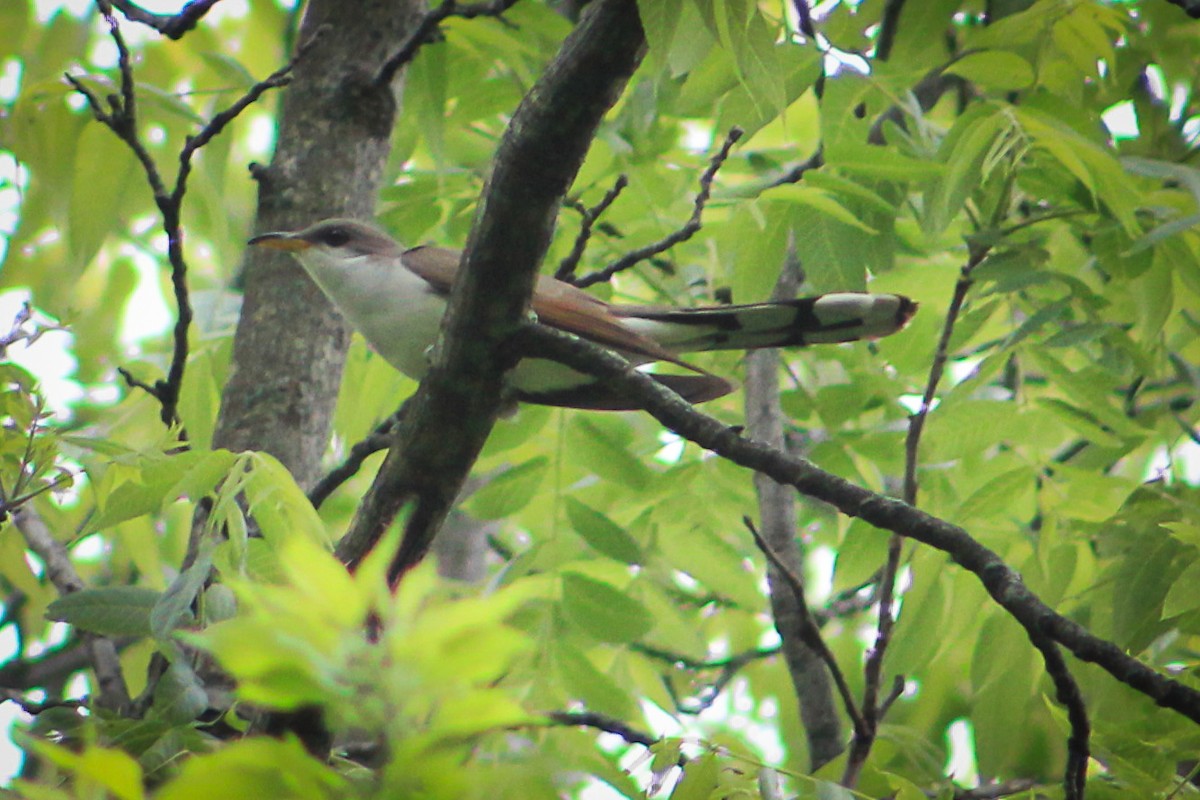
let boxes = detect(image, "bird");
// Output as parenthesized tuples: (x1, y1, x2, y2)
(249, 218, 917, 410)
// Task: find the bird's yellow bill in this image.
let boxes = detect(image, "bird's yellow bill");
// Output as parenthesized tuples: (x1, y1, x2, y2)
(248, 232, 312, 252)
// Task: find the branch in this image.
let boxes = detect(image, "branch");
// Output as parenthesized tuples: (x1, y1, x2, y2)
(744, 518, 865, 739)
(308, 407, 407, 509)
(904, 241, 990, 505)
(662, 646, 775, 715)
(555, 174, 629, 281)
(509, 323, 1200, 727)
(375, 0, 521, 88)
(11, 506, 130, 711)
(545, 710, 659, 749)
(767, 148, 824, 188)
(334, 0, 647, 584)
(875, 0, 908, 62)
(1028, 633, 1089, 800)
(106, 0, 222, 39)
(572, 128, 743, 289)
(66, 4, 310, 430)
(0, 636, 135, 692)
(743, 249, 843, 770)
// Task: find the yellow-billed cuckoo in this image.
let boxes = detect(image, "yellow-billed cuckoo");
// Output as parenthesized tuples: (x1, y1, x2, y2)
(249, 219, 917, 410)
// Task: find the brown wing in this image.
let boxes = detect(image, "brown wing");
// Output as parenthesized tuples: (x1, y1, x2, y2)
(401, 246, 707, 371)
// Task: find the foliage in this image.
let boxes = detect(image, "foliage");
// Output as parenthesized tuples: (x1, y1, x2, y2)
(1, 0, 1200, 798)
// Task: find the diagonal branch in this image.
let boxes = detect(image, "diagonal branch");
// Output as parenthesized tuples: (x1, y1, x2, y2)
(510, 323, 1200, 729)
(334, 0, 648, 583)
(375, 0, 522, 88)
(744, 517, 865, 739)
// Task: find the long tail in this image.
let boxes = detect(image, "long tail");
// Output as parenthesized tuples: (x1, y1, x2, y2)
(614, 293, 917, 353)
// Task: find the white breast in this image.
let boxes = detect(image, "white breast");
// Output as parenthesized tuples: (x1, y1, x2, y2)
(297, 249, 448, 379)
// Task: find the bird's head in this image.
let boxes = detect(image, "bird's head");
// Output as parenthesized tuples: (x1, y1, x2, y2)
(248, 218, 403, 273)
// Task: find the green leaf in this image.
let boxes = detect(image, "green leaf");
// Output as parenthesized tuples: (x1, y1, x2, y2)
(762, 184, 877, 233)
(670, 751, 719, 800)
(566, 417, 654, 490)
(86, 451, 208, 534)
(946, 51, 1035, 92)
(67, 123, 137, 268)
(151, 552, 212, 640)
(152, 661, 208, 726)
(30, 742, 146, 800)
(883, 0, 958, 70)
(469, 457, 549, 520)
(1112, 532, 1187, 650)
(638, 0, 683, 69)
(956, 466, 1037, 524)
(828, 142, 946, 181)
(925, 104, 1010, 234)
(656, 521, 761, 608)
(1016, 106, 1141, 236)
(0, 0, 29, 57)
(1163, 555, 1200, 619)
(198, 52, 257, 89)
(156, 737, 346, 800)
(561, 572, 654, 644)
(565, 498, 643, 564)
(801, 170, 899, 217)
(46, 586, 162, 637)
(553, 640, 636, 719)
(242, 452, 331, 546)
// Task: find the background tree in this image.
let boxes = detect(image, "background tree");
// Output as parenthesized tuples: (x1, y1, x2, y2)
(1, 0, 1199, 798)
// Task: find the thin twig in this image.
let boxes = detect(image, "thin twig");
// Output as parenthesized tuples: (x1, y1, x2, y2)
(375, 0, 521, 88)
(637, 642, 780, 715)
(875, 0, 908, 62)
(844, 530, 902, 787)
(847, 242, 994, 786)
(1028, 633, 1090, 800)
(115, 365, 158, 397)
(545, 710, 659, 749)
(633, 580, 881, 716)
(767, 148, 824, 188)
(106, 0, 222, 39)
(0, 689, 86, 716)
(904, 241, 990, 505)
(555, 174, 628, 280)
(12, 506, 130, 711)
(744, 517, 866, 737)
(0, 303, 67, 356)
(791, 0, 816, 38)
(634, 642, 779, 672)
(573, 128, 743, 289)
(66, 5, 314, 430)
(308, 408, 408, 509)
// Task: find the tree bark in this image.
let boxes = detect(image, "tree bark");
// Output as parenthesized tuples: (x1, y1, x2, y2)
(744, 256, 844, 770)
(212, 0, 421, 489)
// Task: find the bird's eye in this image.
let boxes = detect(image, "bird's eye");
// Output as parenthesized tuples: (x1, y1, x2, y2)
(317, 227, 351, 248)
